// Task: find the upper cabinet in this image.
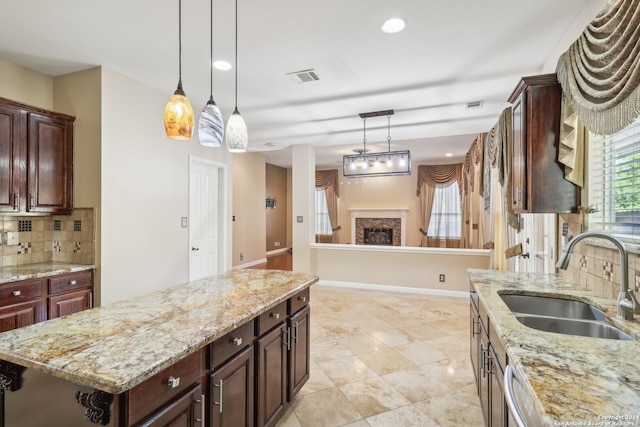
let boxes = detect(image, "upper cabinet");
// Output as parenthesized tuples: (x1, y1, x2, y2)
(508, 74, 580, 213)
(0, 97, 74, 215)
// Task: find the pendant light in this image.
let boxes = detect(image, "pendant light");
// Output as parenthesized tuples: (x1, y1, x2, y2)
(164, 0, 194, 140)
(197, 0, 224, 147)
(225, 0, 248, 153)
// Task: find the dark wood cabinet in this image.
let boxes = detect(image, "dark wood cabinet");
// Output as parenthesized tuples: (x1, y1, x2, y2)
(0, 97, 74, 215)
(508, 73, 580, 213)
(0, 278, 45, 332)
(470, 287, 508, 427)
(209, 346, 254, 427)
(47, 270, 94, 318)
(288, 305, 310, 399)
(256, 323, 288, 427)
(135, 384, 204, 427)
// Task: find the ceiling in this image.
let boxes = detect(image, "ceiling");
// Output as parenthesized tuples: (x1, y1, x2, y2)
(0, 0, 595, 168)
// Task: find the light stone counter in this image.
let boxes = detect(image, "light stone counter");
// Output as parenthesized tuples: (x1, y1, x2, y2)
(0, 262, 95, 284)
(468, 269, 640, 426)
(0, 269, 318, 394)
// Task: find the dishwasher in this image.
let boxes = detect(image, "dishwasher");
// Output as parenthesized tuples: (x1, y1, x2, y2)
(504, 365, 543, 427)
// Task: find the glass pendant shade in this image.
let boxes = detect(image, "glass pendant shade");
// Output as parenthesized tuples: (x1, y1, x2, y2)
(164, 83, 194, 140)
(225, 109, 248, 153)
(198, 98, 224, 147)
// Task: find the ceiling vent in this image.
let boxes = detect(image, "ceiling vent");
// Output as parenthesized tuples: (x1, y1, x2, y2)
(286, 69, 320, 84)
(466, 100, 484, 110)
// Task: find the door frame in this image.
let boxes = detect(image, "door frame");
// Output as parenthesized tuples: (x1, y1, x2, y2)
(188, 155, 229, 281)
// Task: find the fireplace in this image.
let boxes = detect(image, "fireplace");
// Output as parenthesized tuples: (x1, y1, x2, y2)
(364, 227, 393, 245)
(349, 209, 407, 246)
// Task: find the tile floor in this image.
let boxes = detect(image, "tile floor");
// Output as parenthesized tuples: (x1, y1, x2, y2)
(276, 284, 484, 427)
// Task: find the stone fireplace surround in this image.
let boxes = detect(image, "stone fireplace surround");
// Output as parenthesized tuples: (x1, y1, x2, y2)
(349, 208, 407, 246)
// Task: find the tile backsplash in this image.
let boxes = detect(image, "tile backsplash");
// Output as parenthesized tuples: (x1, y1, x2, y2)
(558, 213, 640, 301)
(0, 208, 95, 267)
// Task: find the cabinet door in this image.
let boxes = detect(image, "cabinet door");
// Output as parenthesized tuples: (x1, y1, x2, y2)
(0, 103, 24, 213)
(48, 289, 92, 319)
(136, 383, 204, 427)
(0, 300, 43, 332)
(209, 345, 254, 427)
(27, 112, 73, 214)
(256, 323, 288, 427)
(470, 301, 481, 390)
(288, 305, 310, 399)
(490, 349, 507, 427)
(479, 328, 491, 427)
(511, 90, 526, 212)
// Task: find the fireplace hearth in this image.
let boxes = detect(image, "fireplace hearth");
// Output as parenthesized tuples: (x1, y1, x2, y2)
(350, 208, 407, 246)
(364, 227, 393, 245)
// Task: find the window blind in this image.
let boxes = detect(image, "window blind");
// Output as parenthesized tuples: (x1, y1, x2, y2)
(588, 117, 640, 238)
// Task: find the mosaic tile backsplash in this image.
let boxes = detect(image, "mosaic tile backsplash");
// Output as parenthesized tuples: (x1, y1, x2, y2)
(0, 208, 95, 267)
(557, 213, 640, 301)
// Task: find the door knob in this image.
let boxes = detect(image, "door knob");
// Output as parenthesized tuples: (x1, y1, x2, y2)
(192, 247, 200, 251)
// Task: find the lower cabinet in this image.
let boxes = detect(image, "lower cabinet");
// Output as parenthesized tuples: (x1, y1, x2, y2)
(0, 278, 45, 332)
(209, 346, 255, 427)
(288, 305, 310, 399)
(470, 287, 508, 427)
(47, 270, 94, 318)
(136, 384, 205, 427)
(256, 323, 288, 427)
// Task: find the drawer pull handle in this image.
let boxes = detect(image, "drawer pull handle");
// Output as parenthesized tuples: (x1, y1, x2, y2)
(233, 337, 243, 346)
(12, 290, 21, 297)
(271, 312, 280, 320)
(167, 376, 181, 388)
(283, 327, 291, 351)
(214, 379, 223, 413)
(69, 280, 77, 285)
(298, 296, 307, 302)
(194, 394, 205, 424)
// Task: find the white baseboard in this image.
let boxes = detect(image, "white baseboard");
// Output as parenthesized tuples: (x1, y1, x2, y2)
(266, 248, 291, 256)
(232, 258, 268, 270)
(315, 280, 468, 299)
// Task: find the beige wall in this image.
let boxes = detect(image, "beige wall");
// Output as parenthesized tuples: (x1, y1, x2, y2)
(0, 59, 53, 108)
(311, 245, 490, 294)
(265, 163, 288, 252)
(232, 153, 267, 267)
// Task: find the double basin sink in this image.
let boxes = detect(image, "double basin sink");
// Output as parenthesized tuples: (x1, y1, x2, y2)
(500, 294, 634, 341)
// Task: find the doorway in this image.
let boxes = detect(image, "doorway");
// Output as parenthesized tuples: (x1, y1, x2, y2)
(189, 157, 227, 281)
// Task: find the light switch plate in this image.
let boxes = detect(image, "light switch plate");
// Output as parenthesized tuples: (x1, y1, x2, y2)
(6, 231, 18, 246)
(297, 216, 303, 223)
(181, 217, 188, 228)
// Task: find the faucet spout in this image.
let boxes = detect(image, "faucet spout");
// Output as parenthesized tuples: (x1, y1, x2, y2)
(556, 231, 640, 320)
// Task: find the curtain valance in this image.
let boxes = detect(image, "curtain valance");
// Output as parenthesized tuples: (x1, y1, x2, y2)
(315, 169, 339, 197)
(416, 163, 462, 196)
(556, 0, 640, 135)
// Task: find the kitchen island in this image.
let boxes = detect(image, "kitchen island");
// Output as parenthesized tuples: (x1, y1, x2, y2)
(0, 268, 318, 426)
(469, 269, 640, 426)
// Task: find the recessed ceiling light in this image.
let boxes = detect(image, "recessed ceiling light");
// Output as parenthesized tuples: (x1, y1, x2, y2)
(381, 18, 406, 34)
(213, 60, 232, 71)
(445, 153, 453, 157)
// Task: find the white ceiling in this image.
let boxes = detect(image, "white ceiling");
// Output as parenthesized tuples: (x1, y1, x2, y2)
(0, 0, 597, 168)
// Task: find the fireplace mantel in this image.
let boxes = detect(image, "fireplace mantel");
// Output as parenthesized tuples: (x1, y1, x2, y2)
(349, 208, 408, 246)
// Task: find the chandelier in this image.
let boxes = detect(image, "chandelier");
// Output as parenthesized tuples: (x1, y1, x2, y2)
(343, 110, 411, 178)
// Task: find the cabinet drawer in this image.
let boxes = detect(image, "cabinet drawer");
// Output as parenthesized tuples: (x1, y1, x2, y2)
(288, 288, 310, 315)
(256, 301, 287, 336)
(127, 349, 203, 426)
(48, 270, 93, 295)
(208, 321, 254, 369)
(0, 279, 43, 304)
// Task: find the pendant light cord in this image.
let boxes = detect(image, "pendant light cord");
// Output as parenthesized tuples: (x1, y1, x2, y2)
(234, 0, 239, 110)
(387, 114, 391, 152)
(362, 118, 367, 153)
(209, 0, 213, 98)
(178, 0, 183, 86)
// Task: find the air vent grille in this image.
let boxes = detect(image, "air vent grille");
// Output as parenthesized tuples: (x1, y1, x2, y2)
(286, 69, 320, 84)
(466, 100, 484, 110)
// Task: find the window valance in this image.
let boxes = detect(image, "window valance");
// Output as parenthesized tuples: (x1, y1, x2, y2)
(416, 163, 462, 196)
(315, 169, 339, 197)
(556, 0, 640, 135)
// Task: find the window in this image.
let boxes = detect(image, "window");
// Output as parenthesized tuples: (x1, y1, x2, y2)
(427, 181, 462, 239)
(588, 117, 640, 239)
(315, 188, 332, 235)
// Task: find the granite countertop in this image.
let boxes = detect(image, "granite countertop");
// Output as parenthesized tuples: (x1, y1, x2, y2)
(0, 262, 95, 284)
(0, 269, 318, 394)
(468, 269, 640, 426)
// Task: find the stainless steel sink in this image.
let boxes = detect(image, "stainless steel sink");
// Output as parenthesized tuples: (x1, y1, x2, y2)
(500, 294, 634, 341)
(500, 294, 606, 321)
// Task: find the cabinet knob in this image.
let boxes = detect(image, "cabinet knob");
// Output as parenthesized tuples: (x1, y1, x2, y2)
(69, 280, 77, 285)
(270, 312, 280, 320)
(233, 337, 243, 346)
(12, 290, 21, 297)
(167, 376, 181, 388)
(298, 296, 307, 302)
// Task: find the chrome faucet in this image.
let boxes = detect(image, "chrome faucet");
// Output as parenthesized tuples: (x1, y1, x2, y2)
(556, 231, 640, 320)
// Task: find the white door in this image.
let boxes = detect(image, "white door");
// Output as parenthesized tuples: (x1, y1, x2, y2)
(519, 213, 556, 273)
(189, 158, 222, 281)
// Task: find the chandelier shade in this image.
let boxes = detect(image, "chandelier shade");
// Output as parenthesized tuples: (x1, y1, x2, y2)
(226, 108, 248, 152)
(164, 0, 194, 140)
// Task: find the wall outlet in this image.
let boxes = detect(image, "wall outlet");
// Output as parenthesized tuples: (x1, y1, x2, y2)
(240, 252, 245, 261)
(274, 242, 280, 247)
(439, 274, 445, 282)
(181, 217, 188, 228)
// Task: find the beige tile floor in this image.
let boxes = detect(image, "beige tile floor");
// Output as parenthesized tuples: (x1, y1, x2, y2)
(276, 285, 484, 427)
